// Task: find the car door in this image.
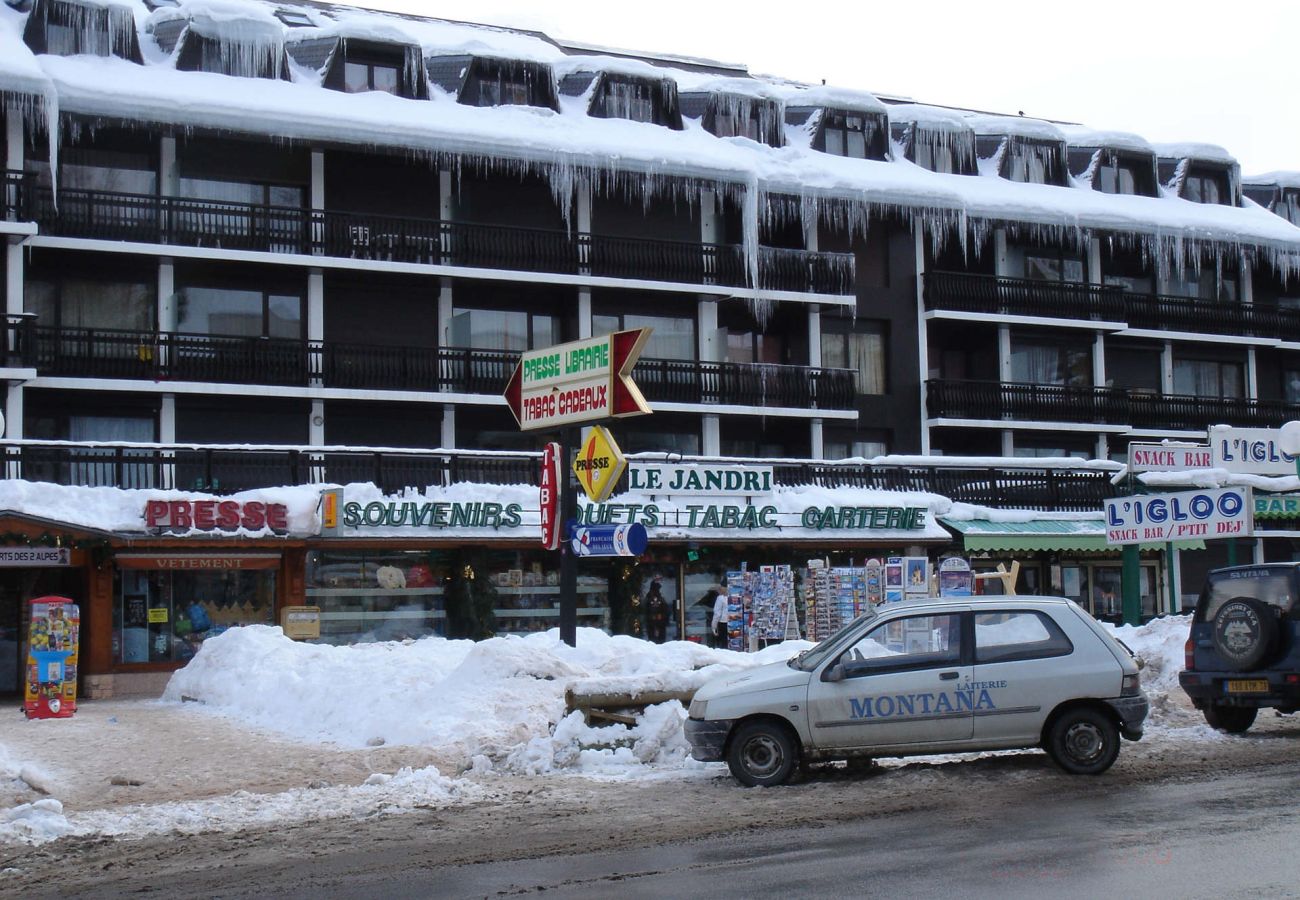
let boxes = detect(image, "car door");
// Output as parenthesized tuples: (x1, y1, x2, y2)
(969, 607, 1080, 744)
(808, 610, 973, 751)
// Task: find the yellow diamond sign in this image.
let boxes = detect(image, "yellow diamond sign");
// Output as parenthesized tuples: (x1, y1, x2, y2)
(573, 425, 627, 503)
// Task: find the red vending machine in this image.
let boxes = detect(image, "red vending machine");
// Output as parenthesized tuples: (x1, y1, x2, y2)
(24, 596, 80, 719)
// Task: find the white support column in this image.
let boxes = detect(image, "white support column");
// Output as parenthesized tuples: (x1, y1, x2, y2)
(310, 150, 325, 210)
(700, 188, 718, 245)
(1247, 346, 1259, 400)
(309, 399, 325, 446)
(158, 260, 176, 331)
(4, 384, 21, 439)
(915, 226, 931, 455)
(698, 299, 719, 362)
(993, 228, 1009, 277)
(998, 325, 1012, 382)
(308, 268, 324, 387)
(578, 289, 592, 339)
(1000, 430, 1014, 457)
(1087, 237, 1102, 284)
(810, 419, 824, 459)
(1252, 537, 1265, 566)
(1240, 253, 1254, 303)
(4, 244, 20, 318)
(702, 415, 720, 456)
(159, 136, 178, 196)
(159, 395, 176, 443)
(807, 304, 821, 367)
(5, 111, 23, 171)
(441, 404, 456, 450)
(439, 170, 453, 220)
(1161, 340, 1175, 394)
(438, 277, 453, 344)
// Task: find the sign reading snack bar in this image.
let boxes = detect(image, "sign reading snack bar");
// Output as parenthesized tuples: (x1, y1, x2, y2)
(1105, 486, 1252, 545)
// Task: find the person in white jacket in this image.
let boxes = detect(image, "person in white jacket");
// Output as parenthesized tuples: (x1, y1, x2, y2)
(711, 587, 730, 648)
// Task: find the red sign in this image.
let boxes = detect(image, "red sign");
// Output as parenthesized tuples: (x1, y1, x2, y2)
(540, 442, 562, 550)
(145, 500, 289, 533)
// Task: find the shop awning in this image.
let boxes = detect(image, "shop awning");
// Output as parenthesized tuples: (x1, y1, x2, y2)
(940, 519, 1205, 553)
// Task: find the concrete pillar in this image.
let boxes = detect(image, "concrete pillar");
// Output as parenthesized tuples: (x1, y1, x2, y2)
(1247, 346, 1258, 400)
(4, 383, 22, 439)
(1093, 331, 1107, 387)
(4, 106, 25, 441)
(702, 415, 720, 456)
(159, 136, 178, 196)
(158, 260, 176, 331)
(915, 226, 931, 455)
(441, 404, 455, 450)
(993, 228, 1009, 277)
(438, 277, 453, 345)
(159, 395, 176, 443)
(1161, 341, 1174, 394)
(310, 150, 325, 210)
(811, 419, 824, 459)
(998, 325, 1012, 382)
(439, 170, 453, 219)
(700, 189, 718, 244)
(578, 288, 592, 339)
(698, 299, 719, 363)
(807, 304, 821, 367)
(5, 244, 20, 318)
(1240, 254, 1253, 303)
(1087, 237, 1102, 284)
(1001, 430, 1014, 457)
(309, 399, 324, 446)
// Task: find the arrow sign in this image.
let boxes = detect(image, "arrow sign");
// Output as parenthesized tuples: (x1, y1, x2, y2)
(503, 329, 652, 431)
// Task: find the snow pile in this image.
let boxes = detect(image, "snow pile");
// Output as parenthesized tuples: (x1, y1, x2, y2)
(1106, 614, 1199, 728)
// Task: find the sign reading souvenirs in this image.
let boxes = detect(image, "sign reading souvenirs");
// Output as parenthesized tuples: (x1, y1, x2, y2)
(628, 463, 774, 496)
(570, 523, 648, 557)
(573, 426, 627, 503)
(145, 499, 289, 534)
(1128, 443, 1212, 473)
(1104, 486, 1253, 545)
(503, 329, 651, 430)
(1209, 425, 1298, 476)
(540, 442, 562, 550)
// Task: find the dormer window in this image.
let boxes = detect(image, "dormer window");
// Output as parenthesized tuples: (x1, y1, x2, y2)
(682, 93, 782, 148)
(345, 57, 396, 93)
(428, 56, 558, 110)
(822, 112, 867, 158)
(274, 9, 313, 28)
(889, 108, 977, 175)
(324, 41, 424, 98)
(1182, 165, 1230, 205)
(173, 17, 289, 80)
(23, 0, 141, 61)
(1004, 139, 1066, 185)
(1068, 146, 1159, 197)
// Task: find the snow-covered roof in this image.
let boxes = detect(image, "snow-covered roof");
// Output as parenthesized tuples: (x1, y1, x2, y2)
(1245, 171, 1300, 190)
(965, 114, 1067, 143)
(886, 103, 975, 133)
(1058, 125, 1154, 155)
(779, 85, 887, 115)
(1153, 142, 1238, 166)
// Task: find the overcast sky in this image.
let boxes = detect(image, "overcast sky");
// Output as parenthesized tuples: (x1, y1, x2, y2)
(349, 0, 1298, 176)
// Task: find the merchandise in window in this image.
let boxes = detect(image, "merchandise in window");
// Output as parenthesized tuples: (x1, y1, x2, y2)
(306, 550, 448, 644)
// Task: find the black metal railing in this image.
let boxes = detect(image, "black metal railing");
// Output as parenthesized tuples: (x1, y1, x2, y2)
(4, 170, 28, 221)
(924, 272, 1127, 321)
(30, 187, 854, 294)
(927, 379, 1300, 430)
(2, 440, 1113, 510)
(1125, 293, 1281, 339)
(632, 358, 857, 409)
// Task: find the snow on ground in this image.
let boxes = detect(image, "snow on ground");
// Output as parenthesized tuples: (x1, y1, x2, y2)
(1, 615, 1201, 847)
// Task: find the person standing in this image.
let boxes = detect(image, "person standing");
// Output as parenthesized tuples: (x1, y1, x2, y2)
(711, 585, 730, 649)
(645, 579, 669, 644)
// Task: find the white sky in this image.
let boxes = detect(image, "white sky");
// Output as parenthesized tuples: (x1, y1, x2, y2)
(346, 0, 1299, 176)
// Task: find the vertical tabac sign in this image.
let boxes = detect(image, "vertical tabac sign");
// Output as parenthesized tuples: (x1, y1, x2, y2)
(539, 442, 562, 550)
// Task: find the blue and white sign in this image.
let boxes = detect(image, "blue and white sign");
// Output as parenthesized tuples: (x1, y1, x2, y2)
(1210, 426, 1298, 476)
(570, 523, 648, 557)
(1105, 486, 1253, 545)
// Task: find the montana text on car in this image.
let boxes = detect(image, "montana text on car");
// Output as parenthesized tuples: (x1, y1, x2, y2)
(686, 596, 1148, 786)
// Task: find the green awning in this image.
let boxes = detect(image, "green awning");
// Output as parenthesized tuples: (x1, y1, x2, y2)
(940, 518, 1205, 553)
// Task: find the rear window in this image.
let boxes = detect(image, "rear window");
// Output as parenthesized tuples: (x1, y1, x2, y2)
(1200, 569, 1297, 621)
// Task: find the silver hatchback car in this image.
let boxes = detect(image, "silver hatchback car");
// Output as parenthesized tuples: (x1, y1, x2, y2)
(685, 596, 1148, 786)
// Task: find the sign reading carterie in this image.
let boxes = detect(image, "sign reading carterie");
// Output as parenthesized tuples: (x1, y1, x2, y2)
(503, 329, 651, 430)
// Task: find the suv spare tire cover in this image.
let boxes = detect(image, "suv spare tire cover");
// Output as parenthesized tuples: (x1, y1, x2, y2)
(1212, 597, 1279, 671)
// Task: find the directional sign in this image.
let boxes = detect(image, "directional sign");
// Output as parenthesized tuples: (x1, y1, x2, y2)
(570, 523, 648, 558)
(539, 442, 562, 550)
(503, 329, 651, 431)
(573, 426, 626, 503)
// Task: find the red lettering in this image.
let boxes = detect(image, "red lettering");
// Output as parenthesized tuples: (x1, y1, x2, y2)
(194, 501, 216, 529)
(216, 501, 240, 529)
(241, 502, 266, 530)
(145, 500, 169, 527)
(169, 501, 192, 528)
(266, 504, 287, 531)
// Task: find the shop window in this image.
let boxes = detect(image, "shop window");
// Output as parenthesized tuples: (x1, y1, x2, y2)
(1173, 358, 1243, 398)
(1061, 562, 1157, 622)
(113, 562, 276, 664)
(593, 311, 694, 360)
(822, 320, 886, 393)
(306, 550, 449, 643)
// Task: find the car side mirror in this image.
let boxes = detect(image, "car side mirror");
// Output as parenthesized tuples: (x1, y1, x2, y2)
(823, 663, 845, 683)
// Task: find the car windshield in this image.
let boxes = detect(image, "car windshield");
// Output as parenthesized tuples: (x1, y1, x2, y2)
(788, 605, 879, 671)
(1201, 569, 1296, 621)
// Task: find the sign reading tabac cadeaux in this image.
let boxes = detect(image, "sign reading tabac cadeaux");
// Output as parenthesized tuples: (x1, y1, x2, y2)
(503, 329, 651, 430)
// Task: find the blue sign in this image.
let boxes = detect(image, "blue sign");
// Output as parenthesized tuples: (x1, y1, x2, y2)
(570, 523, 648, 557)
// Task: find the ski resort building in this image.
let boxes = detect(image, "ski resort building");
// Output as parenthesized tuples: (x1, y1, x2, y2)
(1, 0, 1299, 695)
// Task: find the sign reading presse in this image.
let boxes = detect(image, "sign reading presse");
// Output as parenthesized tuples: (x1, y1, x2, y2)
(1105, 486, 1253, 545)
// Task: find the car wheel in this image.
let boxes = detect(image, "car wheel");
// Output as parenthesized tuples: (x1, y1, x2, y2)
(1212, 597, 1279, 671)
(1203, 703, 1257, 734)
(726, 720, 799, 787)
(1046, 708, 1120, 775)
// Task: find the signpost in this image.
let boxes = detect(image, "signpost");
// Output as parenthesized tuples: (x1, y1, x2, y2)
(503, 330, 651, 646)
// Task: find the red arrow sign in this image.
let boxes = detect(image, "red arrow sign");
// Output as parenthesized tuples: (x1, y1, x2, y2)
(502, 329, 651, 431)
(504, 361, 524, 428)
(611, 328, 651, 418)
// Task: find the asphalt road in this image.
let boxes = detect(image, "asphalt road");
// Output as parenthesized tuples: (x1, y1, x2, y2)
(417, 766, 1300, 900)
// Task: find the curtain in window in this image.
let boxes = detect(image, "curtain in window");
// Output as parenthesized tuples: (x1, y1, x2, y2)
(68, 416, 155, 488)
(1011, 344, 1064, 384)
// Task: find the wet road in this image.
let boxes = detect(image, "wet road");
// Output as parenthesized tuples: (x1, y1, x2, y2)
(424, 766, 1299, 899)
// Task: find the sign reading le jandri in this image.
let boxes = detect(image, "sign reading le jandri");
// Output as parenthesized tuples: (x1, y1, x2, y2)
(628, 463, 773, 495)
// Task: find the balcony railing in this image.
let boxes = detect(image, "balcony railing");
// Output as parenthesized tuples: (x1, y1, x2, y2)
(29, 187, 855, 294)
(927, 379, 1300, 429)
(4, 170, 28, 221)
(18, 321, 856, 409)
(1, 440, 1112, 510)
(926, 270, 1300, 342)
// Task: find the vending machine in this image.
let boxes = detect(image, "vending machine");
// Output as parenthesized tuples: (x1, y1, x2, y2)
(24, 596, 80, 719)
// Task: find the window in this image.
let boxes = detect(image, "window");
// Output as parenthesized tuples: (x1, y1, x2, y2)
(593, 312, 694, 360)
(822, 320, 886, 393)
(449, 308, 555, 352)
(1096, 160, 1137, 195)
(1005, 140, 1063, 185)
(1173, 358, 1243, 398)
(1183, 169, 1230, 205)
(974, 611, 1072, 664)
(820, 112, 868, 159)
(1023, 251, 1084, 283)
(480, 74, 531, 106)
(274, 9, 313, 27)
(1167, 269, 1238, 302)
(1010, 338, 1090, 386)
(838, 613, 962, 674)
(711, 97, 781, 147)
(28, 276, 155, 332)
(68, 415, 156, 487)
(823, 429, 887, 460)
(177, 287, 302, 338)
(726, 329, 785, 365)
(61, 146, 156, 194)
(344, 59, 399, 94)
(1103, 274, 1153, 294)
(183, 35, 284, 79)
(306, 550, 449, 644)
(604, 79, 655, 123)
(914, 141, 954, 174)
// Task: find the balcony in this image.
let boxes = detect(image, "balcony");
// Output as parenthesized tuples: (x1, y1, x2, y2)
(924, 272, 1127, 322)
(3, 440, 1112, 510)
(15, 320, 858, 410)
(29, 188, 855, 295)
(4, 171, 29, 221)
(927, 379, 1300, 430)
(926, 270, 1300, 342)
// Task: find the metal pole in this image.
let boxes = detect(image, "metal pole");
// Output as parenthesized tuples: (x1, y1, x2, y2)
(1121, 544, 1141, 626)
(559, 426, 578, 647)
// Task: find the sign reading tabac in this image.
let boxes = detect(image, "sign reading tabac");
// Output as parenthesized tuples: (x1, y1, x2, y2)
(503, 329, 651, 430)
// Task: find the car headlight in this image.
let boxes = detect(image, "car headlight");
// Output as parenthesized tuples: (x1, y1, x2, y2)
(688, 696, 708, 719)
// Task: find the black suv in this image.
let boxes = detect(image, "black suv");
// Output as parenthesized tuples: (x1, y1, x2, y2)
(1179, 563, 1300, 733)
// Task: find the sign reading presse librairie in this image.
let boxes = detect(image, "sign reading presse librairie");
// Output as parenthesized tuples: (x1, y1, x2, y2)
(503, 329, 651, 430)
(1104, 486, 1253, 546)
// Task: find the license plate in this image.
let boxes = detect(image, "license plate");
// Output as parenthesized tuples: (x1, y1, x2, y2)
(1226, 680, 1269, 693)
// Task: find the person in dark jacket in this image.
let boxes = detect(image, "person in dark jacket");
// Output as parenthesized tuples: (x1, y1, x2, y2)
(645, 579, 669, 644)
